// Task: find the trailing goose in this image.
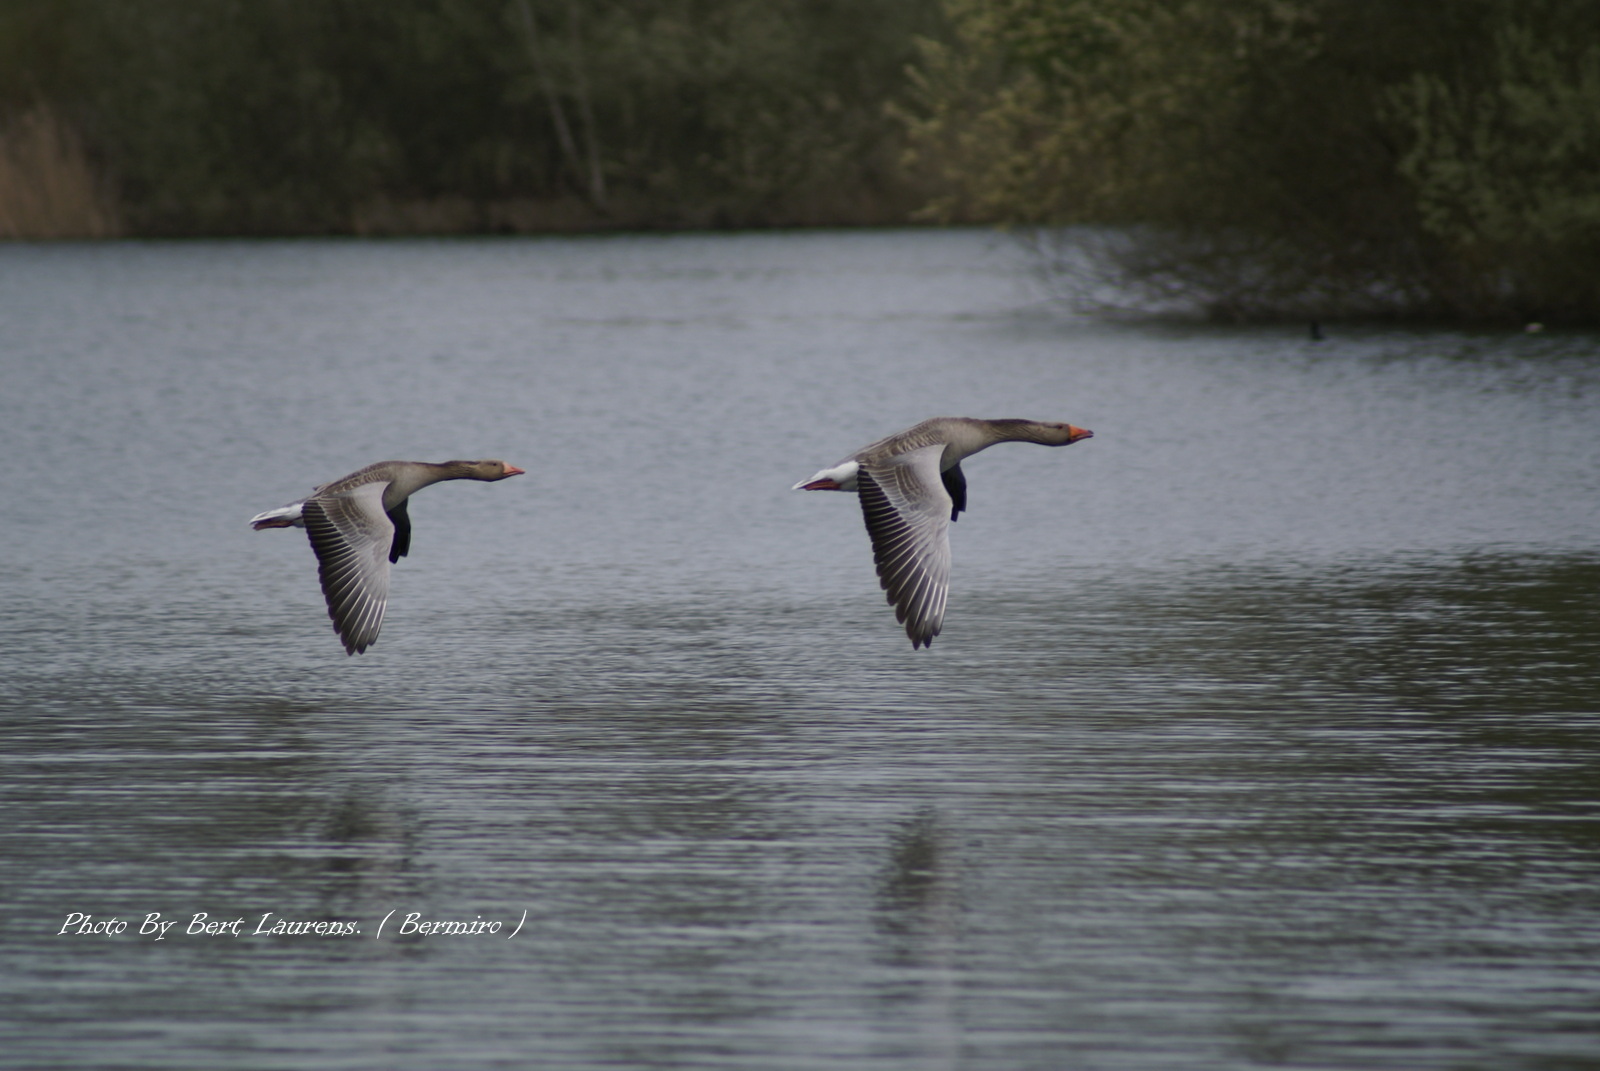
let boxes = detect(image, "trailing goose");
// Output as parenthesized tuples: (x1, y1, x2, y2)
(794, 418, 1092, 648)
(251, 459, 524, 654)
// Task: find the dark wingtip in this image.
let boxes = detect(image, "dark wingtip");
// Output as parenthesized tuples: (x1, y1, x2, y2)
(335, 623, 369, 656)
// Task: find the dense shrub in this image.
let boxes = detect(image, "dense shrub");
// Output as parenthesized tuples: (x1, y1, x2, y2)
(902, 0, 1600, 322)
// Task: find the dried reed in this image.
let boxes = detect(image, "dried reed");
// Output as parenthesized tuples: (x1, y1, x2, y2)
(0, 107, 121, 240)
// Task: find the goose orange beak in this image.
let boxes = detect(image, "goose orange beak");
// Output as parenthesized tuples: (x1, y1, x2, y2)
(504, 464, 526, 477)
(1067, 426, 1093, 443)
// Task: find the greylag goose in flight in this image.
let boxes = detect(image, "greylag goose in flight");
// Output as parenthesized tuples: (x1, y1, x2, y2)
(251, 459, 524, 654)
(794, 418, 1092, 648)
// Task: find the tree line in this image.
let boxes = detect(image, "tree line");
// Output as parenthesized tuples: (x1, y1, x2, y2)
(2, 0, 1596, 323)
(0, 0, 942, 236)
(903, 0, 1600, 322)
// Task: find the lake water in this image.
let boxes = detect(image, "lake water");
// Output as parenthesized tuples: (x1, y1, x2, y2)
(2, 229, 1598, 1069)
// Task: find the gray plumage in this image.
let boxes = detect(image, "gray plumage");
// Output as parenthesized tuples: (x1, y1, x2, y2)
(794, 418, 1093, 648)
(251, 459, 523, 654)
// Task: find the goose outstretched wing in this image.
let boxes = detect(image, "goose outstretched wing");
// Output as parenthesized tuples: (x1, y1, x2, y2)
(857, 444, 952, 649)
(303, 481, 394, 654)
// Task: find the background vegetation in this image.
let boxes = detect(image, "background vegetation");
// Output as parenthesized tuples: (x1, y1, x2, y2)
(0, 0, 941, 235)
(2, 0, 1597, 322)
(903, 0, 1600, 322)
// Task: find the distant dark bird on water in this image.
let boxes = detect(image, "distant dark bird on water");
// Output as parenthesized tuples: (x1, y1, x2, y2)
(793, 417, 1093, 649)
(251, 459, 524, 654)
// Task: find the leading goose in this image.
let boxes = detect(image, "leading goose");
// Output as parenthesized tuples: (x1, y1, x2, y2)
(794, 417, 1092, 648)
(251, 459, 524, 654)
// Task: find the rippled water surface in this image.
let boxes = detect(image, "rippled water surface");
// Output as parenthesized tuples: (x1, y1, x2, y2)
(2, 230, 1599, 1069)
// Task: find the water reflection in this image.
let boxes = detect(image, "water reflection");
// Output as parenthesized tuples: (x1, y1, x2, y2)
(2, 231, 1599, 1069)
(981, 550, 1600, 718)
(875, 809, 962, 947)
(871, 811, 963, 1067)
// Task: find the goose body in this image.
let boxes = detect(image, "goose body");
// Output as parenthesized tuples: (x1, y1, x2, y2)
(251, 459, 524, 654)
(794, 417, 1092, 648)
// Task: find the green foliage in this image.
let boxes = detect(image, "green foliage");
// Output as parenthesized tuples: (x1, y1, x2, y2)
(1390, 19, 1600, 317)
(904, 0, 1600, 322)
(0, 0, 940, 234)
(8, 0, 1595, 322)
